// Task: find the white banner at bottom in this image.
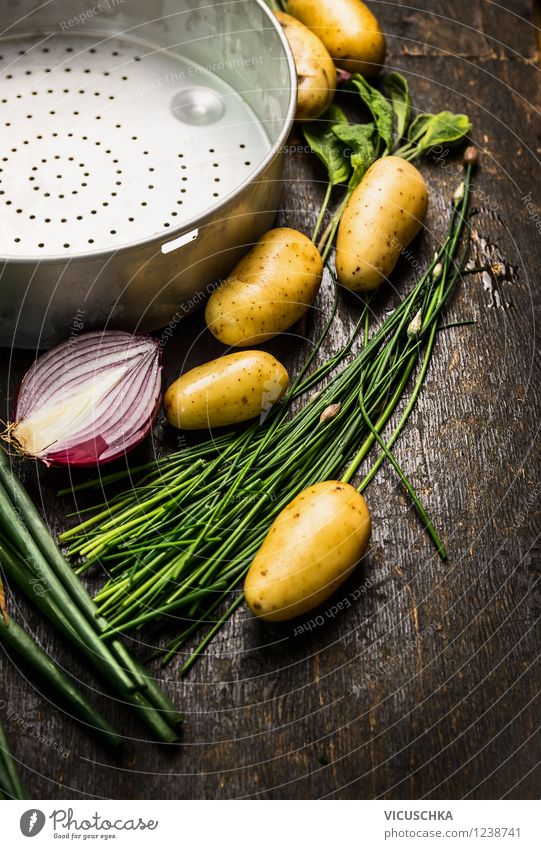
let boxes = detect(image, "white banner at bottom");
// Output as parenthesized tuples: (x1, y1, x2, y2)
(1, 799, 537, 848)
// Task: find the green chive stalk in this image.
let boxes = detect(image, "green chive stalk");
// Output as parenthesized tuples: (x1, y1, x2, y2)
(0, 716, 26, 800)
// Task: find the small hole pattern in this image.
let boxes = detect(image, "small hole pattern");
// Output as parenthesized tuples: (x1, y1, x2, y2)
(0, 34, 271, 257)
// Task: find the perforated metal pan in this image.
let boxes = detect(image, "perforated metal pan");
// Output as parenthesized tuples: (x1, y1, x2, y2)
(0, 0, 296, 348)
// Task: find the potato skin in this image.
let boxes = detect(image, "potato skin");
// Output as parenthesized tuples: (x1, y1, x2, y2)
(288, 0, 385, 77)
(205, 228, 323, 347)
(163, 351, 289, 430)
(276, 12, 336, 121)
(244, 481, 371, 622)
(336, 157, 429, 292)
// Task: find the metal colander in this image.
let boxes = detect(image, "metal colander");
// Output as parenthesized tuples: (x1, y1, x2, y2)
(0, 0, 296, 348)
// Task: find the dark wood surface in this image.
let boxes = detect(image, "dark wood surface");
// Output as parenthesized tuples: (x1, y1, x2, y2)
(1, 0, 540, 800)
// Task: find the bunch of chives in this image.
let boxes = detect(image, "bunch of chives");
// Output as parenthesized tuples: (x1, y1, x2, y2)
(62, 164, 474, 672)
(0, 450, 182, 742)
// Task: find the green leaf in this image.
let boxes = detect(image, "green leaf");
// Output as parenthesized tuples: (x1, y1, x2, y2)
(384, 72, 412, 142)
(407, 111, 472, 153)
(303, 104, 352, 187)
(350, 74, 394, 155)
(331, 123, 376, 189)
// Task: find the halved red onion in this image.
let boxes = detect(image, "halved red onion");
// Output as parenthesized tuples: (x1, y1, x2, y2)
(8, 331, 162, 467)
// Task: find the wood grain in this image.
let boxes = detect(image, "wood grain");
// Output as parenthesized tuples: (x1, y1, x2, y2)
(0, 0, 540, 800)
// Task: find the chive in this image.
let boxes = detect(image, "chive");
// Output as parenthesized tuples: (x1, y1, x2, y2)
(0, 716, 26, 799)
(180, 593, 244, 677)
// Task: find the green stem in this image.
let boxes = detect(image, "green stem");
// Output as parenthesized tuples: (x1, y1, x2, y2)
(0, 717, 26, 799)
(357, 361, 446, 558)
(180, 593, 244, 677)
(312, 181, 333, 243)
(0, 613, 122, 747)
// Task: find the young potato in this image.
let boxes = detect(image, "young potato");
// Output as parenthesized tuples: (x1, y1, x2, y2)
(205, 228, 323, 347)
(276, 11, 336, 121)
(336, 156, 428, 292)
(163, 351, 289, 430)
(288, 0, 385, 77)
(244, 481, 371, 621)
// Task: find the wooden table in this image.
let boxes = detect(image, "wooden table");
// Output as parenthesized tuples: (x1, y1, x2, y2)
(1, 0, 540, 800)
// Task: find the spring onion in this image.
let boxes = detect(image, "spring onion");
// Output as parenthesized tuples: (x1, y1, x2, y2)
(0, 576, 121, 746)
(0, 716, 26, 800)
(0, 450, 182, 740)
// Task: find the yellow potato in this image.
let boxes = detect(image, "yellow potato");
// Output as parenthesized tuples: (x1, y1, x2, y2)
(288, 0, 385, 77)
(276, 11, 336, 121)
(336, 156, 428, 292)
(163, 351, 289, 430)
(205, 228, 323, 347)
(244, 481, 371, 621)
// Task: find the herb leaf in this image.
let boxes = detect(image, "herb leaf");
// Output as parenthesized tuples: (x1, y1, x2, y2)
(407, 111, 472, 153)
(303, 104, 352, 186)
(350, 74, 394, 155)
(332, 123, 376, 189)
(384, 72, 412, 142)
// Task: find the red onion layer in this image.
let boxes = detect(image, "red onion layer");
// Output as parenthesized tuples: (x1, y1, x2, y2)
(10, 331, 162, 467)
